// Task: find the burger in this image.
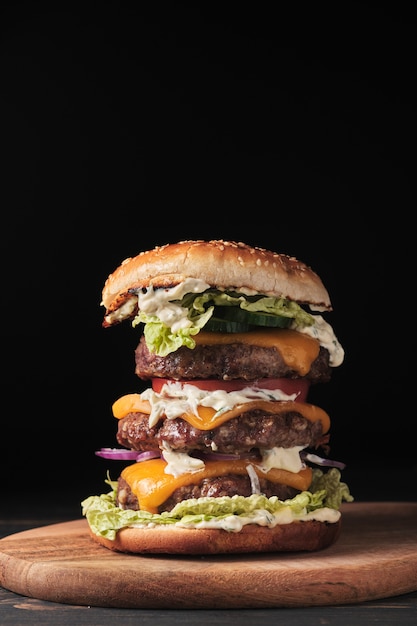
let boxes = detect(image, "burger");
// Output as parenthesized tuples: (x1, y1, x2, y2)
(82, 240, 353, 554)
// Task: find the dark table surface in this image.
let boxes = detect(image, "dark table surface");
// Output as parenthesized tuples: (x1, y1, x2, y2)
(2, 471, 417, 625)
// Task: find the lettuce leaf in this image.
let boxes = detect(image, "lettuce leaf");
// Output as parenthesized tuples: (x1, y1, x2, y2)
(81, 469, 353, 540)
(133, 289, 314, 356)
(310, 467, 354, 510)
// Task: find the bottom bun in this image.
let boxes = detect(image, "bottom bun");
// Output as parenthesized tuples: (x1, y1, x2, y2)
(88, 518, 342, 555)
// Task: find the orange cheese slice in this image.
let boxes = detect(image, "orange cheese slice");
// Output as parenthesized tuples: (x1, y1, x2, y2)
(121, 458, 313, 514)
(194, 328, 320, 376)
(112, 394, 149, 418)
(112, 394, 330, 434)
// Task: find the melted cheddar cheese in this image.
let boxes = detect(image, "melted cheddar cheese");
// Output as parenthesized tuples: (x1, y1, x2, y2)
(112, 394, 330, 434)
(194, 328, 320, 376)
(121, 459, 313, 513)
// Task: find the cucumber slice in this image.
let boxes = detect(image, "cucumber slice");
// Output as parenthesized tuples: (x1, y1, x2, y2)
(204, 317, 250, 333)
(222, 307, 291, 328)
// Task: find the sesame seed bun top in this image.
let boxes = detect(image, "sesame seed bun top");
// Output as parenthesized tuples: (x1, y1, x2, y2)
(101, 240, 332, 321)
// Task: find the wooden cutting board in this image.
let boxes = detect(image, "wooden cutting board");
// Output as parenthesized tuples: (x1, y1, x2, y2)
(1, 502, 416, 609)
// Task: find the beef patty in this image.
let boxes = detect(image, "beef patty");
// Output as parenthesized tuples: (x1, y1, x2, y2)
(116, 409, 327, 455)
(134, 335, 332, 383)
(117, 473, 299, 513)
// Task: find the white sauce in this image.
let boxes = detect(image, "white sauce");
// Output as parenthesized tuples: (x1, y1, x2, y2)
(138, 279, 210, 332)
(258, 445, 306, 474)
(176, 506, 341, 531)
(104, 297, 137, 325)
(292, 314, 344, 367)
(129, 506, 340, 531)
(161, 441, 205, 477)
(140, 381, 298, 429)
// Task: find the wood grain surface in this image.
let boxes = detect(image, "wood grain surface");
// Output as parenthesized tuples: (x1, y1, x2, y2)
(0, 502, 416, 609)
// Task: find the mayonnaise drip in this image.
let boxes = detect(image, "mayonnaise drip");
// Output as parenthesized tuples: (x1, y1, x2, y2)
(175, 506, 341, 531)
(138, 279, 210, 332)
(292, 314, 344, 367)
(140, 381, 298, 429)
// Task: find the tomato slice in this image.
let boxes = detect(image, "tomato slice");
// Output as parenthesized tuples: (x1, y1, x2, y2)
(151, 377, 310, 402)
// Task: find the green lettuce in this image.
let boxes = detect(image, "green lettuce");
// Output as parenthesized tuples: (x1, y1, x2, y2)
(81, 469, 353, 541)
(132, 289, 314, 357)
(310, 467, 354, 510)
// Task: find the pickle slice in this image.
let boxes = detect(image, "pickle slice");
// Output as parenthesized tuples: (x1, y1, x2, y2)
(222, 307, 291, 328)
(204, 317, 250, 332)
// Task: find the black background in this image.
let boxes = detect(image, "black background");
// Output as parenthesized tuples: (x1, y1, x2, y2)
(1, 4, 416, 512)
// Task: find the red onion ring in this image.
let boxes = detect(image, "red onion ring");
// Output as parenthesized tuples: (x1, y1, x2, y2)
(95, 448, 161, 462)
